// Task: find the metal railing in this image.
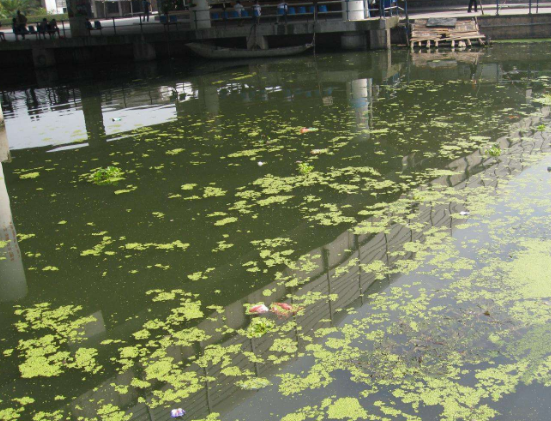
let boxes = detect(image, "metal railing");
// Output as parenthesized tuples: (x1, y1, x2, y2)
(0, 0, 405, 42)
(493, 0, 544, 15)
(189, 0, 405, 27)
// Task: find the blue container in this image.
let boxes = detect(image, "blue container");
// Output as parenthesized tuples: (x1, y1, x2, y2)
(242, 10, 249, 16)
(211, 12, 220, 19)
(288, 6, 296, 14)
(309, 5, 315, 13)
(298, 6, 306, 13)
(319, 5, 328, 12)
(230, 10, 239, 18)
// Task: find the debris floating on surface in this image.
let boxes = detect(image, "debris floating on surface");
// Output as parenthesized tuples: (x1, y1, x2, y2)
(171, 408, 186, 418)
(247, 304, 269, 315)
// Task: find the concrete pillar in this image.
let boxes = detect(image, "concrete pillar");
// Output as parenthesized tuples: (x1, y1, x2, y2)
(189, 0, 211, 29)
(342, 0, 367, 20)
(0, 162, 28, 303)
(341, 33, 367, 50)
(31, 45, 56, 68)
(67, 0, 91, 37)
(370, 29, 391, 50)
(133, 41, 157, 62)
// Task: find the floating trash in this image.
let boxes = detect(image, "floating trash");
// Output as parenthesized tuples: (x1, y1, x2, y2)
(257, 161, 266, 167)
(310, 148, 328, 155)
(547, 167, 551, 172)
(112, 117, 122, 122)
(271, 302, 302, 318)
(300, 127, 319, 134)
(247, 304, 269, 315)
(171, 408, 186, 418)
(459, 211, 470, 216)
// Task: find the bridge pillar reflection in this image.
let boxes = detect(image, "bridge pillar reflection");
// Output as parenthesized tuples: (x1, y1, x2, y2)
(0, 124, 27, 302)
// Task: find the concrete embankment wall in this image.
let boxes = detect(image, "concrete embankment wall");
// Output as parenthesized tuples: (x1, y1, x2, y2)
(477, 14, 551, 39)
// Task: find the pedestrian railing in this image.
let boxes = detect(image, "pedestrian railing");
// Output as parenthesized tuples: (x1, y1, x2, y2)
(0, 1, 406, 42)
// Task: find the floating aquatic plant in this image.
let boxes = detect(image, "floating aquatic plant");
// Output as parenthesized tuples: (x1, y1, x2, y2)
(89, 166, 124, 185)
(297, 162, 314, 176)
(246, 318, 275, 338)
(487, 145, 502, 157)
(236, 377, 272, 390)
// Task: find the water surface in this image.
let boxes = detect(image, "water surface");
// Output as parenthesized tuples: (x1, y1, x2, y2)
(2, 44, 551, 420)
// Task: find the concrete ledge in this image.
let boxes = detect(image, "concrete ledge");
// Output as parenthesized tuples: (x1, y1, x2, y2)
(0, 17, 399, 53)
(477, 14, 551, 39)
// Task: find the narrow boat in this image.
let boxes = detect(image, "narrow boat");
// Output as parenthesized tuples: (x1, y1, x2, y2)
(186, 42, 313, 59)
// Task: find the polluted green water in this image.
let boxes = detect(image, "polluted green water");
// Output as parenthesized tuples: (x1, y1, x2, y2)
(2, 43, 551, 420)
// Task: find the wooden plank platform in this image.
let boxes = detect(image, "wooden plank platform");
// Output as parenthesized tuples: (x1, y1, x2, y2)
(410, 18, 486, 49)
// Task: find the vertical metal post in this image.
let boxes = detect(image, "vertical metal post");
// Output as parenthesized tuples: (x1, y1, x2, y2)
(346, 0, 349, 21)
(529, 0, 532, 14)
(112, 17, 116, 34)
(536, 0, 539, 13)
(61, 20, 66, 37)
(194, 10, 197, 27)
(495, 0, 499, 15)
(139, 14, 143, 33)
(405, 0, 409, 26)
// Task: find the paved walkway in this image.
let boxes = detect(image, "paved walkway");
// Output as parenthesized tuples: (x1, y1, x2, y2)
(0, 3, 549, 43)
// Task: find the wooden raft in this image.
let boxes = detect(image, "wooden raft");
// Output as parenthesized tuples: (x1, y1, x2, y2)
(410, 18, 486, 49)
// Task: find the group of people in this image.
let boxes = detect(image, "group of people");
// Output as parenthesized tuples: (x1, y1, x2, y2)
(38, 18, 60, 39)
(231, 0, 293, 25)
(232, 0, 262, 25)
(10, 10, 59, 41)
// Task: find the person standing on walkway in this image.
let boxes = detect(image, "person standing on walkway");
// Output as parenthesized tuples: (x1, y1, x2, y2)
(277, 0, 288, 25)
(16, 10, 27, 40)
(234, 0, 245, 26)
(143, 0, 152, 22)
(468, 0, 478, 13)
(253, 0, 261, 25)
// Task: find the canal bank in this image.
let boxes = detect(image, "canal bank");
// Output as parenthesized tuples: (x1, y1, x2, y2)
(0, 17, 398, 69)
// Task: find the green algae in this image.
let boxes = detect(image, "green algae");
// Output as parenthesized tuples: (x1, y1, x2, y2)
(19, 172, 40, 179)
(87, 166, 124, 185)
(124, 240, 189, 251)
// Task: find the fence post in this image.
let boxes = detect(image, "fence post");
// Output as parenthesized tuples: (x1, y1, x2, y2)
(536, 0, 539, 13)
(529, 0, 532, 14)
(194, 10, 198, 28)
(404, 0, 409, 27)
(61, 19, 66, 37)
(495, 0, 499, 15)
(139, 14, 143, 33)
(112, 17, 117, 34)
(346, 0, 349, 20)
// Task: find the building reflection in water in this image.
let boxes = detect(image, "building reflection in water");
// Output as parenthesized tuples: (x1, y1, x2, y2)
(0, 127, 27, 303)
